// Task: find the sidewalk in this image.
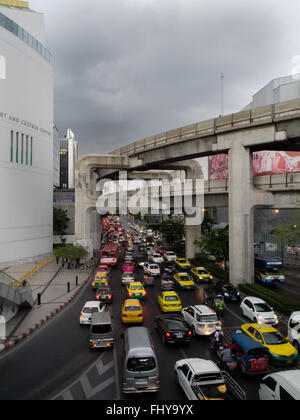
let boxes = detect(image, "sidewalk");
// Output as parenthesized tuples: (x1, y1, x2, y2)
(0, 260, 95, 352)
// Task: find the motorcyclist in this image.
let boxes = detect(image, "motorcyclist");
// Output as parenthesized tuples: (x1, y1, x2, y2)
(211, 326, 224, 351)
(219, 343, 233, 370)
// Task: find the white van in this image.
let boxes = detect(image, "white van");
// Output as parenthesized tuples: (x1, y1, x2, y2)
(259, 371, 300, 400)
(288, 311, 300, 353)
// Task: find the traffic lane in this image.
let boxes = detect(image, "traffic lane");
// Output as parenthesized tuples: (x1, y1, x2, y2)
(277, 266, 300, 302)
(111, 261, 185, 400)
(0, 275, 102, 400)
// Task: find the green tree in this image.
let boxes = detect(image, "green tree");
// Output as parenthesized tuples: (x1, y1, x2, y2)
(54, 244, 89, 268)
(195, 226, 229, 270)
(160, 217, 185, 248)
(53, 207, 70, 241)
(272, 210, 300, 247)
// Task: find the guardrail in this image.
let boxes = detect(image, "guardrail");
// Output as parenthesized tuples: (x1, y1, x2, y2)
(12, 256, 55, 290)
(110, 99, 300, 158)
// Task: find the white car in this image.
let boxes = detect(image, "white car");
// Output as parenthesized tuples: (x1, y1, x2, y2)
(182, 305, 220, 336)
(288, 311, 300, 353)
(240, 297, 278, 325)
(164, 251, 177, 262)
(151, 253, 163, 264)
(122, 271, 135, 285)
(146, 229, 153, 236)
(144, 262, 160, 277)
(79, 301, 106, 325)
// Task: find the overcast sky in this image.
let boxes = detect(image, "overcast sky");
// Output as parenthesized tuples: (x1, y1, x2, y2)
(31, 0, 300, 156)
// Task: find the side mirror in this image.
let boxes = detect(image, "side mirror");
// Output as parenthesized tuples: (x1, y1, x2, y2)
(177, 365, 183, 371)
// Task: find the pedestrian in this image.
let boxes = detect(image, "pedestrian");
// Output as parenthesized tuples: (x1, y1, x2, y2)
(56, 255, 59, 264)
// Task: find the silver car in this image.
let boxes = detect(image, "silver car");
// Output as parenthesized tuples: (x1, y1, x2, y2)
(122, 271, 135, 285)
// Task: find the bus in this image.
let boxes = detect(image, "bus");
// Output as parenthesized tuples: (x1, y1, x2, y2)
(100, 243, 121, 266)
(254, 256, 285, 286)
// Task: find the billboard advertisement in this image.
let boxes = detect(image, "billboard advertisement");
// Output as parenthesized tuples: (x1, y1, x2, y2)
(209, 151, 300, 180)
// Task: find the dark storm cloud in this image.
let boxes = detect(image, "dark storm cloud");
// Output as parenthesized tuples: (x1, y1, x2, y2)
(31, 0, 300, 155)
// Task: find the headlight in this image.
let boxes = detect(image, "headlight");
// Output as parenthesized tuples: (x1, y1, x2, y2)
(224, 293, 229, 297)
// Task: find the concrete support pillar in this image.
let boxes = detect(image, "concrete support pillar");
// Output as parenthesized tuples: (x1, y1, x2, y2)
(185, 223, 202, 259)
(228, 143, 273, 285)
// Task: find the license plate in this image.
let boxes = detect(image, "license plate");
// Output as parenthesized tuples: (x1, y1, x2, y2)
(176, 334, 184, 338)
(136, 378, 148, 384)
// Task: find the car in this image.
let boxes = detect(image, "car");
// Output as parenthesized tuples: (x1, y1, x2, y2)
(164, 251, 177, 262)
(288, 311, 300, 353)
(79, 301, 106, 325)
(124, 254, 134, 263)
(138, 245, 147, 253)
(174, 258, 191, 270)
(240, 323, 299, 366)
(123, 262, 135, 272)
(190, 267, 213, 283)
(156, 247, 166, 255)
(157, 291, 182, 313)
(126, 282, 146, 300)
(173, 273, 196, 290)
(215, 282, 240, 302)
(92, 273, 109, 290)
(161, 261, 177, 275)
(151, 253, 164, 264)
(240, 297, 278, 325)
(126, 245, 134, 253)
(121, 271, 135, 285)
(95, 285, 113, 303)
(146, 229, 153, 236)
(181, 305, 220, 336)
(96, 265, 111, 276)
(154, 314, 192, 345)
(122, 299, 144, 324)
(144, 262, 160, 277)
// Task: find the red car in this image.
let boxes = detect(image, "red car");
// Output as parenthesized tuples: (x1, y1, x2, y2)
(156, 247, 166, 255)
(122, 262, 135, 272)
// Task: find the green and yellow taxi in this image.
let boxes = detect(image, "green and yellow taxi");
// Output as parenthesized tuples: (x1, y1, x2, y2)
(126, 282, 146, 300)
(191, 266, 213, 283)
(173, 272, 196, 290)
(157, 291, 182, 313)
(241, 323, 299, 366)
(92, 273, 109, 290)
(174, 258, 191, 271)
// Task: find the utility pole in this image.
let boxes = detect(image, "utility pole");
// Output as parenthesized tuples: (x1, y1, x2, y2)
(221, 72, 224, 116)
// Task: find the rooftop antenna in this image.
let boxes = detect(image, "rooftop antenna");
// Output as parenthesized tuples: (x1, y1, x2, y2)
(220, 72, 224, 116)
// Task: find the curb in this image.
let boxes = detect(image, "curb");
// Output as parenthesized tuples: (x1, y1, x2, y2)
(0, 271, 94, 355)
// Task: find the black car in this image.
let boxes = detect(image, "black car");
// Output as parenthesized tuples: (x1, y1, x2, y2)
(95, 285, 113, 303)
(161, 261, 177, 275)
(215, 281, 240, 302)
(154, 314, 193, 345)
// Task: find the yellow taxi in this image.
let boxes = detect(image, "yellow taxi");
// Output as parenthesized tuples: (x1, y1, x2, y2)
(173, 272, 196, 290)
(92, 273, 109, 290)
(125, 282, 146, 300)
(191, 267, 213, 283)
(157, 291, 182, 313)
(174, 258, 191, 271)
(241, 323, 299, 366)
(121, 299, 143, 324)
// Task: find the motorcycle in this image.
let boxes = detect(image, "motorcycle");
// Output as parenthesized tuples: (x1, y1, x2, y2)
(216, 351, 237, 372)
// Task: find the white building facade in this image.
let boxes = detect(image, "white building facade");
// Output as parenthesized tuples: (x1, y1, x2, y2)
(0, 0, 53, 268)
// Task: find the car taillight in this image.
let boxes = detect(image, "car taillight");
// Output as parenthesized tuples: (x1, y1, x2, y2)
(156, 377, 159, 383)
(96, 295, 100, 299)
(188, 330, 192, 336)
(108, 295, 112, 299)
(92, 282, 95, 286)
(166, 332, 171, 338)
(123, 378, 127, 384)
(218, 321, 223, 326)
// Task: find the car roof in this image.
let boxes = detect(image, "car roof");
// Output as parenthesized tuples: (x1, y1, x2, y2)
(243, 323, 277, 332)
(192, 305, 216, 315)
(245, 296, 266, 304)
(162, 291, 178, 296)
(83, 301, 100, 308)
(272, 370, 300, 390)
(290, 311, 300, 321)
(182, 358, 220, 374)
(91, 311, 111, 324)
(124, 299, 141, 305)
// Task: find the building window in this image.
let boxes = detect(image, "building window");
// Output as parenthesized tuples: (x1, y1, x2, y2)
(10, 130, 13, 162)
(16, 132, 19, 163)
(21, 134, 24, 164)
(26, 135, 28, 165)
(30, 137, 33, 166)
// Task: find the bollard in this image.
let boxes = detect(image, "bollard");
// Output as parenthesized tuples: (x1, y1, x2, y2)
(75, 275, 78, 286)
(37, 293, 41, 306)
(67, 282, 70, 293)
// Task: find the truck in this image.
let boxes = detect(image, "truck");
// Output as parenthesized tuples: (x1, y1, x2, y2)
(174, 358, 246, 400)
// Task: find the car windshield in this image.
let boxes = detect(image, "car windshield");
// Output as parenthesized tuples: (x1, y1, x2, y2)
(123, 273, 133, 278)
(91, 324, 112, 334)
(127, 357, 156, 372)
(131, 285, 143, 290)
(83, 307, 98, 314)
(150, 265, 159, 269)
(97, 287, 111, 293)
(254, 303, 272, 313)
(102, 252, 115, 258)
(124, 305, 141, 312)
(197, 270, 208, 275)
(153, 254, 161, 258)
(166, 320, 186, 330)
(265, 268, 281, 275)
(199, 315, 218, 322)
(262, 331, 287, 345)
(165, 296, 179, 301)
(180, 275, 191, 282)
